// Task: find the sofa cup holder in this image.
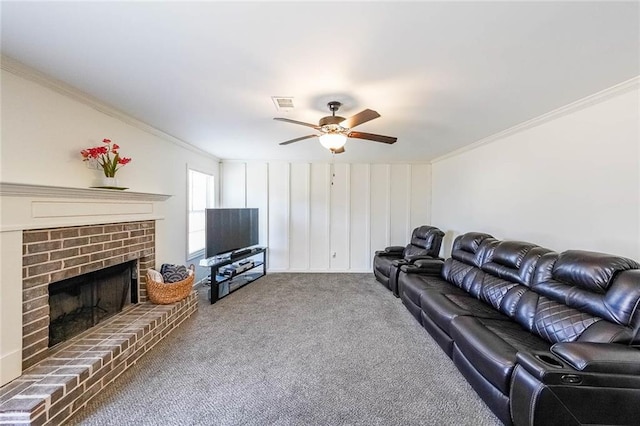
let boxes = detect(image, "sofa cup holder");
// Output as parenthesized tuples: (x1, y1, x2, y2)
(535, 353, 564, 368)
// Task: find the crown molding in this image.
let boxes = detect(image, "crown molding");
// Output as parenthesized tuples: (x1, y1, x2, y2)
(219, 159, 433, 165)
(0, 55, 219, 161)
(0, 182, 171, 201)
(431, 76, 640, 164)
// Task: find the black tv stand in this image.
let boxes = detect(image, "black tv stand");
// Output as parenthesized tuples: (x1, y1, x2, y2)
(199, 247, 267, 304)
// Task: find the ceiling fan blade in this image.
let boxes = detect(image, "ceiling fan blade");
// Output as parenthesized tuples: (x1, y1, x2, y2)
(331, 146, 345, 154)
(278, 134, 318, 145)
(339, 109, 380, 129)
(348, 131, 397, 144)
(274, 117, 321, 130)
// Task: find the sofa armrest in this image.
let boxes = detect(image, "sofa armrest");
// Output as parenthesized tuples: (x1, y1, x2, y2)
(551, 343, 640, 375)
(413, 258, 444, 268)
(404, 254, 442, 262)
(515, 351, 569, 383)
(391, 259, 409, 267)
(512, 350, 640, 426)
(400, 259, 444, 275)
(517, 346, 640, 388)
(385, 245, 405, 253)
(375, 246, 405, 257)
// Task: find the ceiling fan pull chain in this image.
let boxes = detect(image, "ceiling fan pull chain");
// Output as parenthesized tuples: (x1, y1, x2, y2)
(330, 154, 336, 186)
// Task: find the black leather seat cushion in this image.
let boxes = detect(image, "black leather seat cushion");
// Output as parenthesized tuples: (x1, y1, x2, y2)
(451, 316, 550, 394)
(401, 273, 465, 309)
(420, 292, 509, 336)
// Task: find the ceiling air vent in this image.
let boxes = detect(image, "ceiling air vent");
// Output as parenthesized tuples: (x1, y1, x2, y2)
(272, 96, 294, 111)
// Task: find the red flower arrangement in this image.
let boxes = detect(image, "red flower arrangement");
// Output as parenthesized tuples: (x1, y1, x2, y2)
(81, 138, 131, 178)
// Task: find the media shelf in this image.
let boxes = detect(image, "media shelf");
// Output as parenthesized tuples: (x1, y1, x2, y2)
(199, 247, 267, 304)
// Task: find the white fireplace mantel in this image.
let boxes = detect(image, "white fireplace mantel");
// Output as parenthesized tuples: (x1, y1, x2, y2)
(0, 182, 171, 202)
(0, 182, 172, 233)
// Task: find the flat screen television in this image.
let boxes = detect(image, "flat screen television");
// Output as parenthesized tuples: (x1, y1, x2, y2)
(205, 208, 259, 257)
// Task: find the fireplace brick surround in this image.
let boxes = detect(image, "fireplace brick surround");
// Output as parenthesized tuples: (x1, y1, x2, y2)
(1, 218, 200, 425)
(21, 220, 157, 369)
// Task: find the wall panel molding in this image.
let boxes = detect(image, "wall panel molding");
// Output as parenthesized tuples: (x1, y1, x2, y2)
(369, 164, 391, 270)
(289, 163, 310, 270)
(267, 163, 290, 270)
(220, 162, 246, 208)
(389, 164, 411, 245)
(221, 161, 430, 272)
(310, 163, 331, 270)
(350, 164, 371, 270)
(410, 164, 432, 230)
(245, 162, 269, 248)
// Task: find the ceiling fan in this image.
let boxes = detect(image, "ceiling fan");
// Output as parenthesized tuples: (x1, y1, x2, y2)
(274, 101, 397, 154)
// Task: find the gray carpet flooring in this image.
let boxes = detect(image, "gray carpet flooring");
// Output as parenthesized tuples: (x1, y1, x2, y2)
(68, 273, 501, 426)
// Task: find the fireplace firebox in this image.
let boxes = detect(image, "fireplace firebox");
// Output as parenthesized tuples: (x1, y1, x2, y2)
(48, 260, 138, 347)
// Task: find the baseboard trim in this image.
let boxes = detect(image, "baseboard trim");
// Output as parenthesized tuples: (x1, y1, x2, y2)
(267, 269, 373, 273)
(0, 349, 22, 386)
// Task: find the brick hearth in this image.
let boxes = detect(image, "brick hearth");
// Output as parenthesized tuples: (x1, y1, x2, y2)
(0, 216, 201, 425)
(0, 293, 198, 425)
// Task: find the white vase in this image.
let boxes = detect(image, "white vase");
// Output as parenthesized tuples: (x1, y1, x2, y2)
(101, 176, 118, 187)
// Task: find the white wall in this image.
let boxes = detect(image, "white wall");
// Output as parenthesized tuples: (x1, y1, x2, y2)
(432, 81, 640, 260)
(0, 68, 220, 267)
(220, 161, 432, 272)
(0, 67, 220, 384)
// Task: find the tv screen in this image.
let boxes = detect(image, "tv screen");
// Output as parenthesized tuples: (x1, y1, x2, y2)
(205, 208, 259, 257)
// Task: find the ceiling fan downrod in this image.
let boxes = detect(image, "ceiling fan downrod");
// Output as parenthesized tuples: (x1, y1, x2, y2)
(327, 101, 341, 116)
(319, 102, 345, 127)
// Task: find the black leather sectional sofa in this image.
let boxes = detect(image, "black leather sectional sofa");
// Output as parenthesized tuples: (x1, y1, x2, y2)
(392, 231, 640, 425)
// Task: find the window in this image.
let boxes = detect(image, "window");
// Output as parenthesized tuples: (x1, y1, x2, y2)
(188, 169, 215, 259)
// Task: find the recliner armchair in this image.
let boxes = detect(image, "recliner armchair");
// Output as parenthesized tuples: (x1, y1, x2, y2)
(373, 225, 444, 296)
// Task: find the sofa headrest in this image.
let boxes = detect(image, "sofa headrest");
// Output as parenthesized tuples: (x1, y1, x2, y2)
(553, 250, 640, 293)
(414, 225, 444, 240)
(482, 241, 553, 285)
(492, 241, 539, 269)
(451, 232, 495, 267)
(410, 225, 444, 249)
(455, 232, 494, 254)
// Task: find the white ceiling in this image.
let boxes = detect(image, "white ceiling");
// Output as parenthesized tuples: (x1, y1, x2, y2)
(1, 1, 638, 162)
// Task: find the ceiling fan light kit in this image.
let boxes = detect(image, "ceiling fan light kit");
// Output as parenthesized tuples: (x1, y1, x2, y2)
(274, 101, 397, 154)
(319, 133, 347, 150)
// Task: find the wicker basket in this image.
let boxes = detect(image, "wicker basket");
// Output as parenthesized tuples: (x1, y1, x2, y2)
(146, 264, 195, 305)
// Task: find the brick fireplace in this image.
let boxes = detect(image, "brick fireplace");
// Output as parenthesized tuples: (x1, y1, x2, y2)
(21, 220, 156, 368)
(0, 183, 200, 424)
